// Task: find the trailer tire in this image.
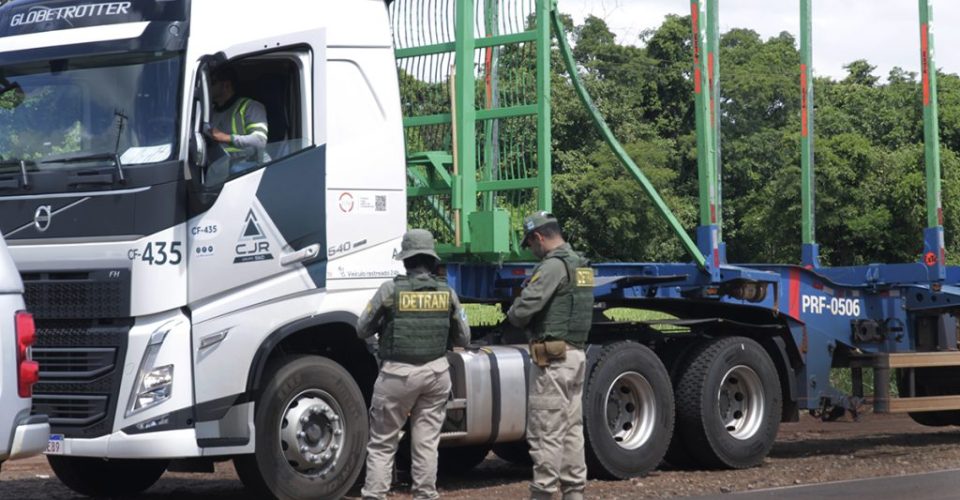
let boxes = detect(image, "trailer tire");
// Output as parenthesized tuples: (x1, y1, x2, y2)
(47, 456, 167, 497)
(234, 355, 367, 500)
(582, 341, 674, 479)
(675, 336, 781, 469)
(492, 440, 533, 465)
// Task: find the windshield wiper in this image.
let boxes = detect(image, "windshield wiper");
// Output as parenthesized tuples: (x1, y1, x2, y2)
(40, 153, 124, 187)
(39, 109, 129, 185)
(0, 157, 33, 191)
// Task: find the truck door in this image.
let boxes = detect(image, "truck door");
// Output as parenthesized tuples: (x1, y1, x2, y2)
(186, 39, 326, 307)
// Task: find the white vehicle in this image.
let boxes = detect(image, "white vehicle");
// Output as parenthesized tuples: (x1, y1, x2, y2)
(0, 1, 403, 497)
(0, 0, 674, 498)
(0, 232, 47, 468)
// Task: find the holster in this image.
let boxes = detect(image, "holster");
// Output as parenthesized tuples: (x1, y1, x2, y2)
(529, 339, 567, 368)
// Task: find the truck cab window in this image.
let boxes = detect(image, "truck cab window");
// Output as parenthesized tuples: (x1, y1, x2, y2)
(202, 55, 306, 188)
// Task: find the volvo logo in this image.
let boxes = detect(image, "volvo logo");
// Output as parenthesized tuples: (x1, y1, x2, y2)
(34, 205, 52, 232)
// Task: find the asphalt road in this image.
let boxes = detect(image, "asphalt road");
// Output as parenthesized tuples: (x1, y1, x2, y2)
(690, 468, 960, 500)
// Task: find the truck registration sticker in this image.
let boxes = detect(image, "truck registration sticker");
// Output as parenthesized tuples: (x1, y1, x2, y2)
(801, 295, 862, 316)
(45, 434, 64, 455)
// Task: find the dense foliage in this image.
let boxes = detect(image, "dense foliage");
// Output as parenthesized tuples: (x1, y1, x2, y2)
(551, 14, 960, 266)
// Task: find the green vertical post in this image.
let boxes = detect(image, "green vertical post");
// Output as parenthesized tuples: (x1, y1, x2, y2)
(920, 0, 941, 230)
(919, 0, 945, 276)
(691, 0, 715, 227)
(537, 0, 552, 212)
(482, 0, 500, 211)
(706, 0, 722, 240)
(800, 0, 819, 267)
(454, 0, 477, 245)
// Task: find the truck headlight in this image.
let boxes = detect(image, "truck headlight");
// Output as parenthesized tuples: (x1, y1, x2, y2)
(134, 365, 174, 410)
(126, 320, 181, 417)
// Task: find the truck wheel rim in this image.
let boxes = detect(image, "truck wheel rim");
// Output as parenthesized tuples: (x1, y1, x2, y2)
(717, 365, 764, 440)
(279, 389, 345, 477)
(604, 371, 656, 450)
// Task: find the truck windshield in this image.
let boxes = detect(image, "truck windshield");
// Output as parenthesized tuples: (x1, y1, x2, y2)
(0, 52, 182, 169)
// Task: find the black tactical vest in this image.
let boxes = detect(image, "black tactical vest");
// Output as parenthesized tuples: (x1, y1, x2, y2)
(380, 274, 451, 364)
(531, 246, 594, 347)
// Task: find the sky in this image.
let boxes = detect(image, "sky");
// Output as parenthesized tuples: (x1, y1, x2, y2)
(559, 0, 960, 81)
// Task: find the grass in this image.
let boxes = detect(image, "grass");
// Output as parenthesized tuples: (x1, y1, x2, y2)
(830, 367, 899, 398)
(461, 304, 679, 328)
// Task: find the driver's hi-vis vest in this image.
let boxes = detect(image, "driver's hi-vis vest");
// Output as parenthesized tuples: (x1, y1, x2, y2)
(530, 247, 594, 348)
(380, 274, 452, 364)
(224, 97, 268, 155)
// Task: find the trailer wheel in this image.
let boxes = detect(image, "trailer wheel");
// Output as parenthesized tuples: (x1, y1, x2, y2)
(47, 456, 168, 497)
(492, 440, 532, 465)
(234, 355, 367, 500)
(674, 336, 781, 469)
(582, 341, 674, 479)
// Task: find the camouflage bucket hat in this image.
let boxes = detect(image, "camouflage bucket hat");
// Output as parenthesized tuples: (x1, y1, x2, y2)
(521, 211, 559, 248)
(395, 228, 440, 261)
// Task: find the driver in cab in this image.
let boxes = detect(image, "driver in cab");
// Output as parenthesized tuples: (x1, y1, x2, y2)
(207, 65, 268, 181)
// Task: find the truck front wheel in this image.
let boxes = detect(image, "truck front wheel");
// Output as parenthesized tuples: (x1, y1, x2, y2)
(674, 336, 782, 469)
(582, 341, 674, 479)
(234, 355, 368, 500)
(47, 456, 168, 497)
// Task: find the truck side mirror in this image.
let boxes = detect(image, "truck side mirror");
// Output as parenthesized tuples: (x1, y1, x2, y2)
(190, 66, 212, 170)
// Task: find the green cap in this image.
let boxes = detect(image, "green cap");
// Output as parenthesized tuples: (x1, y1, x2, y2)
(395, 228, 440, 261)
(521, 211, 559, 248)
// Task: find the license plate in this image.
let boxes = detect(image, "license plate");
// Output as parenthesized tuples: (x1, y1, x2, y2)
(45, 434, 64, 455)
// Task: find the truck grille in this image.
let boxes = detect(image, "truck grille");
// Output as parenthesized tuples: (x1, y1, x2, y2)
(22, 269, 130, 320)
(31, 322, 130, 438)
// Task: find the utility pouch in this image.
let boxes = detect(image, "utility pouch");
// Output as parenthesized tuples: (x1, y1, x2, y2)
(530, 339, 567, 368)
(543, 340, 567, 362)
(530, 341, 549, 368)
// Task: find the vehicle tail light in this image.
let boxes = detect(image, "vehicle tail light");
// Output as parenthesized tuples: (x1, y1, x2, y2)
(16, 311, 38, 398)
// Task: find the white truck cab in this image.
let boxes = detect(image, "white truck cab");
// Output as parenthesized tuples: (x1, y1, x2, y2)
(0, 232, 47, 467)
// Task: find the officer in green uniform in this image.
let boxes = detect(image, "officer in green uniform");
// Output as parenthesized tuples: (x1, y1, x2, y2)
(506, 212, 593, 500)
(358, 229, 471, 500)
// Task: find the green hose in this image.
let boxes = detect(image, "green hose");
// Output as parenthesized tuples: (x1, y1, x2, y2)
(550, 10, 707, 270)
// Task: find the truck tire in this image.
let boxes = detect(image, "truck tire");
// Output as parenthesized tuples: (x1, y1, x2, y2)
(438, 445, 490, 475)
(47, 456, 167, 497)
(582, 341, 674, 479)
(492, 440, 533, 465)
(674, 336, 781, 469)
(234, 355, 368, 500)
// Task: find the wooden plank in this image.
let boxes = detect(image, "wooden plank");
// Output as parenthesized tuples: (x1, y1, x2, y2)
(852, 352, 960, 369)
(887, 395, 960, 413)
(878, 352, 960, 369)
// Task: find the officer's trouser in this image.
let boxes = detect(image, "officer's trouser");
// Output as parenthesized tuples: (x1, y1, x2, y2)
(361, 364, 452, 500)
(527, 348, 587, 500)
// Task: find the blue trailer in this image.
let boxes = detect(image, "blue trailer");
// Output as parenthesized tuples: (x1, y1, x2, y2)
(398, 0, 960, 473)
